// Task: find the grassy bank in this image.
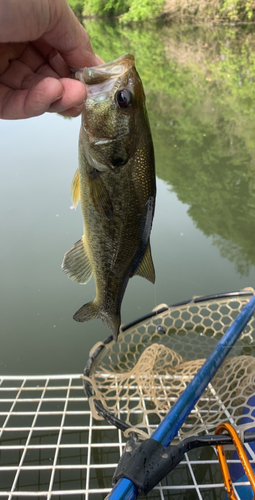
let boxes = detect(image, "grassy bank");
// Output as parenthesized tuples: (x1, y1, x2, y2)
(67, 0, 255, 22)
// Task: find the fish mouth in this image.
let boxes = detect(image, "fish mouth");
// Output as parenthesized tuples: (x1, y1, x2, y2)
(75, 54, 135, 86)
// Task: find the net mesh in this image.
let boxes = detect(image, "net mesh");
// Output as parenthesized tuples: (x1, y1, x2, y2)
(84, 290, 255, 440)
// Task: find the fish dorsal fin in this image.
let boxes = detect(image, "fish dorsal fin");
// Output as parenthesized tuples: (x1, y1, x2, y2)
(61, 236, 92, 284)
(135, 242, 155, 284)
(89, 169, 113, 220)
(71, 168, 80, 208)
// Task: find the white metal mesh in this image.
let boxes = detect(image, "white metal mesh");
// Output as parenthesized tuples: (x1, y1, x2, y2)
(1, 374, 255, 499)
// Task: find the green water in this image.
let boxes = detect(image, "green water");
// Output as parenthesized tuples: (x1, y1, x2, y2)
(1, 22, 255, 375)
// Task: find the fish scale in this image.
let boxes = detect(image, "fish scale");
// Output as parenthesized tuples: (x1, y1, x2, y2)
(62, 54, 156, 341)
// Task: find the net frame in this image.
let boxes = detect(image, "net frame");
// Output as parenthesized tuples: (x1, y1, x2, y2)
(1, 290, 255, 498)
(83, 289, 255, 439)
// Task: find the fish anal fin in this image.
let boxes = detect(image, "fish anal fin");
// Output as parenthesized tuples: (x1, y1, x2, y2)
(73, 300, 100, 322)
(74, 301, 121, 341)
(71, 168, 80, 208)
(73, 299, 120, 341)
(135, 242, 155, 284)
(89, 169, 113, 220)
(61, 237, 92, 284)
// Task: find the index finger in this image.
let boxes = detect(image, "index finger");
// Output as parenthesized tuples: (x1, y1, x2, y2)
(0, 77, 64, 119)
(43, 2, 100, 69)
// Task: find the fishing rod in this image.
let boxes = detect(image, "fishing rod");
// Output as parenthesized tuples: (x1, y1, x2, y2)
(106, 293, 255, 500)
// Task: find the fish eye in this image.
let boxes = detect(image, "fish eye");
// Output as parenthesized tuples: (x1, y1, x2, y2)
(116, 89, 133, 109)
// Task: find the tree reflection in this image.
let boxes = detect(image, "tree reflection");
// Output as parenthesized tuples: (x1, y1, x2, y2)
(84, 20, 255, 275)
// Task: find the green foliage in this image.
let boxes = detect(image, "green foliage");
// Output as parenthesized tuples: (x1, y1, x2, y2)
(82, 0, 164, 20)
(82, 0, 129, 17)
(169, 0, 254, 22)
(220, 0, 254, 21)
(66, 0, 84, 16)
(67, 0, 255, 22)
(120, 0, 165, 22)
(83, 21, 255, 275)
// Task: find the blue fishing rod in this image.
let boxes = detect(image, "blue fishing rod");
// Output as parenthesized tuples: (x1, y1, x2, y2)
(107, 293, 255, 500)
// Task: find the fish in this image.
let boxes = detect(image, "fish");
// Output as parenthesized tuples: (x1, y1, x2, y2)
(62, 54, 156, 341)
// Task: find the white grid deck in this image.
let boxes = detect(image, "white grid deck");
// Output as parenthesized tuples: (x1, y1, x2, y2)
(0, 374, 254, 500)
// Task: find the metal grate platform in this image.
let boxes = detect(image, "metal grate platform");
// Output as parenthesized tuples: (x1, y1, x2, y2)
(0, 375, 254, 499)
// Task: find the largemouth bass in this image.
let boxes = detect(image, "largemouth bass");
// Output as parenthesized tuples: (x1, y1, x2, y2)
(62, 54, 156, 341)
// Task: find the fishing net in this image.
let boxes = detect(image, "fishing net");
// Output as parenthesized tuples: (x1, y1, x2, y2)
(83, 289, 255, 441)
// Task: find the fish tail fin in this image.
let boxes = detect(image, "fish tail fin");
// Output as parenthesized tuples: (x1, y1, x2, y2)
(73, 301, 120, 341)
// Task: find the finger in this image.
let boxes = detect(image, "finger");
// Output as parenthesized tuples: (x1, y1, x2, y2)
(0, 42, 68, 85)
(0, 77, 64, 119)
(32, 40, 70, 77)
(0, 60, 43, 89)
(18, 43, 46, 72)
(47, 48, 70, 77)
(0, 42, 27, 74)
(0, 1, 50, 42)
(19, 42, 69, 78)
(57, 105, 83, 118)
(47, 78, 86, 113)
(0, 59, 60, 90)
(0, 1, 99, 69)
(44, 3, 99, 69)
(95, 55, 105, 65)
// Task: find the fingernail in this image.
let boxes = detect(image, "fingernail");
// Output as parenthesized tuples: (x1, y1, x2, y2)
(52, 92, 64, 103)
(96, 54, 104, 64)
(69, 67, 81, 72)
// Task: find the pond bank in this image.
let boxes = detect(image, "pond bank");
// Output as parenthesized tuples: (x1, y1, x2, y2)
(67, 0, 254, 23)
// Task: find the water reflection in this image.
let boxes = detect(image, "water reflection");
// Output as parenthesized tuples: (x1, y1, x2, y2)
(84, 20, 255, 275)
(1, 22, 255, 374)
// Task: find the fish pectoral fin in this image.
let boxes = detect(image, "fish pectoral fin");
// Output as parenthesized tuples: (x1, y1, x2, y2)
(71, 168, 80, 208)
(61, 237, 92, 284)
(135, 242, 155, 284)
(89, 169, 113, 220)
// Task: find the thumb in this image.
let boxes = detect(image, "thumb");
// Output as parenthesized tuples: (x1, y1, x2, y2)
(43, 2, 99, 69)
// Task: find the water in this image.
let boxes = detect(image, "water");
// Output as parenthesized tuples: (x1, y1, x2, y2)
(1, 23, 255, 375)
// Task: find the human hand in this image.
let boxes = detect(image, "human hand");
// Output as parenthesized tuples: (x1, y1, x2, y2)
(0, 0, 102, 120)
